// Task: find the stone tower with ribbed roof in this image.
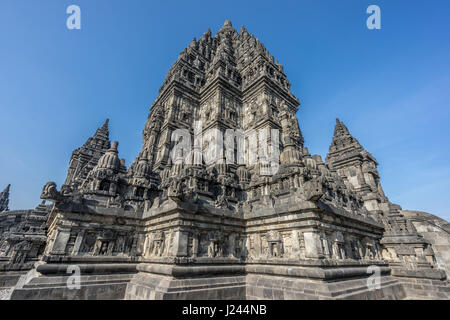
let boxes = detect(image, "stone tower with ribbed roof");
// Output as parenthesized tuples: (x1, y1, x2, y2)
(7, 21, 449, 300)
(326, 119, 441, 281)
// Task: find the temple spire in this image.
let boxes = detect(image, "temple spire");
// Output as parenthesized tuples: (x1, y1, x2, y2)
(217, 19, 237, 36)
(91, 118, 110, 143)
(326, 118, 384, 204)
(333, 118, 355, 140)
(64, 119, 112, 187)
(79, 118, 111, 151)
(223, 19, 232, 28)
(327, 118, 364, 159)
(0, 184, 10, 212)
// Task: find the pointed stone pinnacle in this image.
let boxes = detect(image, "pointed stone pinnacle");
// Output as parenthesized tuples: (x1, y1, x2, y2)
(64, 119, 112, 186)
(326, 118, 367, 165)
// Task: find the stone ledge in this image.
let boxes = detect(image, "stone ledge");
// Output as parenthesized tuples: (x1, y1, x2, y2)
(36, 263, 138, 275)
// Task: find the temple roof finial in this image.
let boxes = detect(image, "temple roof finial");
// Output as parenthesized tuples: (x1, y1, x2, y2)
(333, 118, 352, 138)
(0, 184, 11, 212)
(94, 118, 110, 140)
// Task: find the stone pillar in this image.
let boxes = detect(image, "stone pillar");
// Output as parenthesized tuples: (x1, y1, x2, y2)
(245, 236, 251, 259)
(293, 175, 300, 188)
(107, 241, 115, 255)
(344, 242, 353, 259)
(71, 230, 85, 255)
(142, 235, 150, 257)
(321, 236, 331, 258)
(357, 165, 366, 187)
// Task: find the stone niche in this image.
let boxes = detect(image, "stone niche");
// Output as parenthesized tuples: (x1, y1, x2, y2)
(266, 231, 283, 258)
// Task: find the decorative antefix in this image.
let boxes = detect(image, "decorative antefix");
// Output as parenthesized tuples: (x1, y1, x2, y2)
(2, 20, 449, 300)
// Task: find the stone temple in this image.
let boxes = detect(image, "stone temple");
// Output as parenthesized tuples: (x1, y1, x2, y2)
(1, 20, 450, 300)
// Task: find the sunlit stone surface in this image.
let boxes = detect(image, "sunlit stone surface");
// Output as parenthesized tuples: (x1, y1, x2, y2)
(1, 21, 449, 300)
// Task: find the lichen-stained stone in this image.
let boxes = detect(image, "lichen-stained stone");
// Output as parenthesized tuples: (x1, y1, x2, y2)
(3, 20, 450, 300)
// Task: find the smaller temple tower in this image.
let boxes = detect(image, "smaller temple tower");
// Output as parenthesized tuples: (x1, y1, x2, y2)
(326, 119, 444, 280)
(326, 119, 387, 212)
(64, 119, 111, 189)
(0, 184, 10, 212)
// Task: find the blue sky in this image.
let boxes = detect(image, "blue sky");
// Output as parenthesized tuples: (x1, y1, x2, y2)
(0, 1, 449, 220)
